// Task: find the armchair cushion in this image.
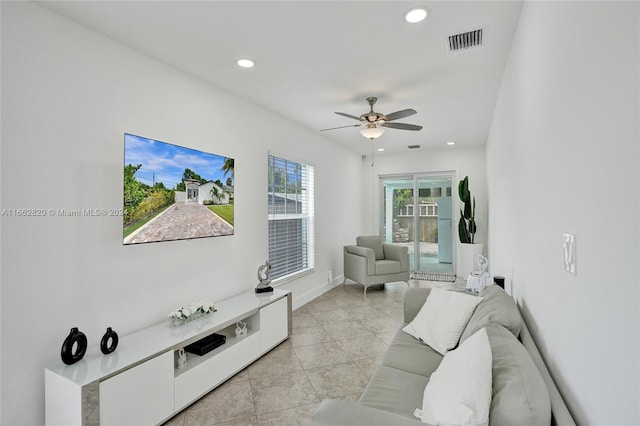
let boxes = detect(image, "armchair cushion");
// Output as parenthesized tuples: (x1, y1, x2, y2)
(383, 244, 409, 271)
(375, 260, 402, 275)
(357, 235, 385, 260)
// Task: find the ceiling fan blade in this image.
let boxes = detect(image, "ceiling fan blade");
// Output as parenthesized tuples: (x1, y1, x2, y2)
(384, 109, 417, 122)
(320, 124, 362, 131)
(335, 112, 362, 121)
(380, 122, 423, 131)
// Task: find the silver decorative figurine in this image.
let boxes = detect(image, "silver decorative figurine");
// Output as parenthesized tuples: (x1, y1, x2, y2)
(256, 260, 274, 293)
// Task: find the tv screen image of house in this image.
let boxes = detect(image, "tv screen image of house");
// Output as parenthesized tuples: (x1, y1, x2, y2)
(123, 133, 234, 245)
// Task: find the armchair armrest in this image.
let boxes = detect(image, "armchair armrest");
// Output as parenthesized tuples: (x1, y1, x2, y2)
(345, 245, 375, 263)
(344, 245, 375, 277)
(383, 244, 409, 271)
(311, 400, 427, 426)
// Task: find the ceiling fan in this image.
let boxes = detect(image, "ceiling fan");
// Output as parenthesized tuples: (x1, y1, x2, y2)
(320, 97, 423, 140)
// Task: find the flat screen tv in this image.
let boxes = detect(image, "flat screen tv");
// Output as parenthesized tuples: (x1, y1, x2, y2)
(123, 133, 234, 245)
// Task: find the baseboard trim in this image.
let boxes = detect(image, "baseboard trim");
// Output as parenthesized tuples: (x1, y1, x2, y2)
(292, 275, 344, 311)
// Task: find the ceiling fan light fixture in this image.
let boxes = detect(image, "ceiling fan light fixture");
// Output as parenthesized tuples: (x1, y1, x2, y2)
(360, 126, 385, 140)
(236, 58, 255, 68)
(404, 7, 429, 23)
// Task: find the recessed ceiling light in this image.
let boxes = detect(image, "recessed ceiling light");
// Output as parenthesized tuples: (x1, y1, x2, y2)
(237, 59, 255, 68)
(377, 148, 385, 152)
(404, 7, 429, 24)
(447, 141, 456, 146)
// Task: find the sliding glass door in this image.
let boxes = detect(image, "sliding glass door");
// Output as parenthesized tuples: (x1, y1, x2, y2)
(380, 176, 415, 269)
(380, 173, 455, 276)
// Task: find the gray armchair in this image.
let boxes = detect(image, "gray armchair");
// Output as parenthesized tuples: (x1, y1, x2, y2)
(343, 235, 410, 295)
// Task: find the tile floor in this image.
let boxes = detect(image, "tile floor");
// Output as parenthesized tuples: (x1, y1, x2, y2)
(165, 279, 459, 426)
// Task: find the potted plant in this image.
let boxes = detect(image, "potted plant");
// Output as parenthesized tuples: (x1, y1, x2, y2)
(458, 176, 483, 278)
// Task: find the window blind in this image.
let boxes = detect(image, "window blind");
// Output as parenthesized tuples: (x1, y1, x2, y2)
(267, 154, 315, 281)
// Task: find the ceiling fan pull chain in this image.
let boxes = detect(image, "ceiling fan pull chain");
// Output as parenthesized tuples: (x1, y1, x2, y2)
(371, 143, 375, 167)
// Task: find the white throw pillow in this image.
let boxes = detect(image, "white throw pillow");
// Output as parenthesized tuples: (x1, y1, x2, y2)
(419, 327, 492, 426)
(403, 287, 482, 355)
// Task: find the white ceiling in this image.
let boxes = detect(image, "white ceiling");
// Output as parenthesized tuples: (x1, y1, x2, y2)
(37, 1, 523, 155)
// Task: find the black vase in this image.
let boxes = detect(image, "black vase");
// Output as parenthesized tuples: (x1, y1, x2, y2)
(100, 327, 119, 354)
(60, 327, 87, 365)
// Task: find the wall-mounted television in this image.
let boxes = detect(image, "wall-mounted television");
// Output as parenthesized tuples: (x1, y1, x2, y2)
(123, 133, 234, 245)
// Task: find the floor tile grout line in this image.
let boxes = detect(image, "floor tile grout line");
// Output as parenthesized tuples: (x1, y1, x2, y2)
(247, 369, 259, 423)
(292, 337, 325, 407)
(248, 369, 317, 420)
(255, 402, 319, 425)
(303, 360, 369, 400)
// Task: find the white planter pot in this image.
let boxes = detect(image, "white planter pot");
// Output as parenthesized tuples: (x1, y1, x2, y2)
(458, 243, 484, 278)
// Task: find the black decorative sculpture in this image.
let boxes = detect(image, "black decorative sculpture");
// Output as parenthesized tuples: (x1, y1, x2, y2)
(60, 327, 87, 365)
(100, 327, 119, 354)
(255, 260, 274, 293)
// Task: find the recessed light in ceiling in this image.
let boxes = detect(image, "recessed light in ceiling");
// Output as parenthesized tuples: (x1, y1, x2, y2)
(447, 141, 456, 146)
(404, 7, 429, 24)
(377, 148, 385, 152)
(237, 59, 255, 68)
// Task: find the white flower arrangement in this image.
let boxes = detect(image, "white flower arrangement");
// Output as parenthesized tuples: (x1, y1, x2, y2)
(169, 301, 216, 326)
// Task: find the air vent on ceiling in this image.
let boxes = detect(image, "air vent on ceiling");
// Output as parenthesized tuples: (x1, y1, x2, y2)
(408, 145, 421, 150)
(448, 28, 483, 51)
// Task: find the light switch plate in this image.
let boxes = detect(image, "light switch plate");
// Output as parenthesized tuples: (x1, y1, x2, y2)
(563, 233, 576, 274)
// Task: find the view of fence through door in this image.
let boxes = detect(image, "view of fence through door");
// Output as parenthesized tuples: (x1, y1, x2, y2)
(380, 174, 455, 278)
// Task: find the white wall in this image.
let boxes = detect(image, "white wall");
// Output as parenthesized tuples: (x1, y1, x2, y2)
(361, 146, 487, 273)
(0, 3, 3, 422)
(486, 2, 639, 424)
(0, 3, 362, 424)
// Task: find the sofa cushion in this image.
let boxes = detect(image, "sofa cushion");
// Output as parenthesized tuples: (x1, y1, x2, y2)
(403, 287, 431, 323)
(359, 365, 429, 419)
(311, 400, 424, 426)
(420, 328, 492, 426)
(461, 285, 522, 343)
(403, 288, 483, 355)
(382, 329, 443, 377)
(485, 323, 551, 426)
(375, 259, 401, 275)
(357, 235, 384, 260)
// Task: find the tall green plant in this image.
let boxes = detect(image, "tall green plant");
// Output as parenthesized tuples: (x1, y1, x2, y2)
(458, 176, 477, 244)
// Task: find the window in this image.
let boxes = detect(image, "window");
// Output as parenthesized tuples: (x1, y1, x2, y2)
(267, 154, 314, 282)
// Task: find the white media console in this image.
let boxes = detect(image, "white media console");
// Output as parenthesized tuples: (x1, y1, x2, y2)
(45, 289, 292, 425)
